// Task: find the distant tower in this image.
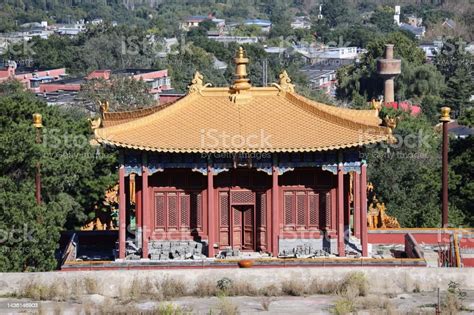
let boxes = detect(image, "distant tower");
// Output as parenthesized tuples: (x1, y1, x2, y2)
(377, 44, 401, 104)
(394, 6, 401, 26)
(317, 4, 323, 20)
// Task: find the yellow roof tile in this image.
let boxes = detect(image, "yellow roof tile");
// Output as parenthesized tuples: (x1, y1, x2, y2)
(95, 86, 390, 153)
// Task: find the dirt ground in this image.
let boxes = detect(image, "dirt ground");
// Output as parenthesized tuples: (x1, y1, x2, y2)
(1, 290, 474, 314)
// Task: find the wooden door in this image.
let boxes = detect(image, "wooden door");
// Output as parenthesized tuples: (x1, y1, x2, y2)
(232, 205, 255, 251)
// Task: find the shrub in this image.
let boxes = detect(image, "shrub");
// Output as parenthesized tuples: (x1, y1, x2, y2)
(217, 277, 233, 293)
(281, 280, 305, 296)
(338, 272, 368, 297)
(193, 279, 218, 297)
(216, 296, 240, 315)
(332, 298, 354, 315)
(259, 284, 281, 297)
(260, 296, 273, 311)
(307, 278, 339, 295)
(159, 277, 187, 299)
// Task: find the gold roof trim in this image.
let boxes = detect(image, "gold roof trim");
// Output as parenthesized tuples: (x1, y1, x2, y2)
(272, 70, 295, 94)
(188, 71, 212, 95)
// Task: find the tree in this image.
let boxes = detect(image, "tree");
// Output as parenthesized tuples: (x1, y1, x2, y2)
(435, 38, 474, 116)
(80, 76, 155, 112)
(336, 32, 430, 103)
(370, 6, 397, 33)
(450, 108, 474, 226)
(366, 109, 464, 227)
(0, 82, 116, 271)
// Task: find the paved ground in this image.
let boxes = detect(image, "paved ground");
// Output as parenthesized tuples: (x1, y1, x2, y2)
(1, 290, 474, 314)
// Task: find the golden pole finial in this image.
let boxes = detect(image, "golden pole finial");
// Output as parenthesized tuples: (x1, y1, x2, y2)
(439, 106, 451, 122)
(32, 113, 43, 128)
(232, 46, 251, 92)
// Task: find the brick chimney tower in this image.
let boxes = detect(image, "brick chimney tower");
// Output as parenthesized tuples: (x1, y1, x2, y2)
(377, 44, 401, 103)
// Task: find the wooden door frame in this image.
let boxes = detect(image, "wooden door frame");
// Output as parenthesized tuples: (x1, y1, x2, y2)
(230, 204, 256, 251)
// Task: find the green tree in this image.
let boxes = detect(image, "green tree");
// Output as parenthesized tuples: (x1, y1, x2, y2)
(80, 76, 155, 112)
(367, 109, 464, 227)
(370, 6, 397, 33)
(450, 108, 474, 226)
(337, 32, 428, 103)
(0, 82, 116, 271)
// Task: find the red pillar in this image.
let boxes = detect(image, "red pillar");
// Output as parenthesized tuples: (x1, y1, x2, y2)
(344, 174, 351, 234)
(118, 165, 126, 259)
(207, 166, 216, 257)
(360, 163, 368, 257)
(271, 166, 279, 257)
(353, 171, 361, 239)
(135, 177, 142, 249)
(442, 119, 449, 228)
(337, 163, 345, 257)
(142, 167, 149, 259)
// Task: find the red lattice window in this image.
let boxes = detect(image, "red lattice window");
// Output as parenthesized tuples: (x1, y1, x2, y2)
(231, 190, 254, 204)
(220, 193, 229, 227)
(256, 193, 266, 227)
(154, 191, 202, 232)
(284, 192, 295, 225)
(324, 192, 331, 228)
(283, 190, 326, 230)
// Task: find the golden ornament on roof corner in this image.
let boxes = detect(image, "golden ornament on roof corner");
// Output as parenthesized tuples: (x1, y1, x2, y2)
(384, 115, 398, 144)
(273, 70, 295, 93)
(371, 98, 382, 111)
(188, 71, 211, 95)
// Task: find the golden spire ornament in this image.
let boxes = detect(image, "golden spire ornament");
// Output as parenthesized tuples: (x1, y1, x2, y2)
(231, 47, 251, 92)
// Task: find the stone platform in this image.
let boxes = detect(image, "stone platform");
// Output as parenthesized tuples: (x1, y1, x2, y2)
(61, 257, 427, 271)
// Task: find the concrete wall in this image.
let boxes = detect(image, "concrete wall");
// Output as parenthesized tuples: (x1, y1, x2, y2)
(1, 268, 472, 298)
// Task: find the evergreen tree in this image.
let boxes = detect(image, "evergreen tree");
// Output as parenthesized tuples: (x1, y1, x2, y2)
(0, 82, 116, 271)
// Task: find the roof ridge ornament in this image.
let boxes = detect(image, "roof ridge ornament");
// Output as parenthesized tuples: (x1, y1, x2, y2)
(188, 71, 212, 95)
(272, 70, 295, 94)
(231, 47, 251, 92)
(383, 115, 398, 144)
(230, 47, 252, 104)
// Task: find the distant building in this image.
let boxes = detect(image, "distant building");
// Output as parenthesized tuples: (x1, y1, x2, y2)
(394, 6, 401, 26)
(384, 101, 421, 116)
(419, 42, 442, 61)
(0, 61, 67, 92)
(181, 15, 225, 31)
(208, 36, 259, 44)
(291, 16, 311, 30)
(244, 19, 272, 32)
(55, 21, 87, 36)
(399, 23, 426, 39)
(299, 67, 337, 95)
(38, 68, 172, 101)
(442, 19, 457, 30)
(298, 47, 360, 65)
(406, 15, 423, 27)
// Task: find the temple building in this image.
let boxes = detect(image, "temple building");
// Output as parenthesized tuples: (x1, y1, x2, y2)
(94, 47, 392, 260)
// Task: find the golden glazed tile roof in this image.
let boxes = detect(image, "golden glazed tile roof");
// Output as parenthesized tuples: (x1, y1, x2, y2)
(95, 47, 390, 153)
(95, 86, 390, 153)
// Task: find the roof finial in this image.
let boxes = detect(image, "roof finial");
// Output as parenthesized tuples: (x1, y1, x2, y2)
(232, 47, 251, 92)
